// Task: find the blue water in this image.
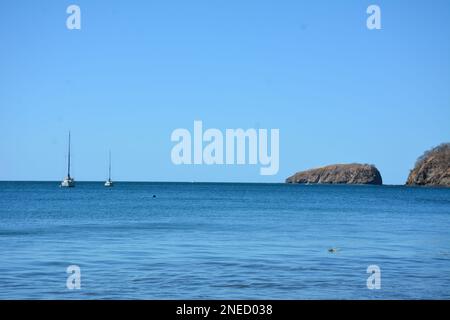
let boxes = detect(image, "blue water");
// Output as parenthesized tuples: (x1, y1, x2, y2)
(0, 182, 449, 299)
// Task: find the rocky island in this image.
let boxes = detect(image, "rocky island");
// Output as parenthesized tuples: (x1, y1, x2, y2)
(406, 143, 450, 187)
(286, 163, 382, 185)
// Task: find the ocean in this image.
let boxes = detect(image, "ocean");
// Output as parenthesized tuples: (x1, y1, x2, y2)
(0, 182, 449, 299)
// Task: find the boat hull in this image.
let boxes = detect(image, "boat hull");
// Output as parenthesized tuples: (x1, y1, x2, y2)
(104, 180, 113, 187)
(61, 178, 75, 187)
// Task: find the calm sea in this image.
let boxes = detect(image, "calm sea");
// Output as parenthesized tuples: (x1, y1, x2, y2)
(0, 182, 449, 299)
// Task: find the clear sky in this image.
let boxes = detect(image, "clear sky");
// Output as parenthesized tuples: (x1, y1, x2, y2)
(1, 0, 449, 184)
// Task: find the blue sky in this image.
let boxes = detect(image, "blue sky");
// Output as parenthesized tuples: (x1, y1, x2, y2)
(1, 0, 449, 183)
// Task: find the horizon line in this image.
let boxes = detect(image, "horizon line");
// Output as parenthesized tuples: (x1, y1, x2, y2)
(0, 179, 412, 187)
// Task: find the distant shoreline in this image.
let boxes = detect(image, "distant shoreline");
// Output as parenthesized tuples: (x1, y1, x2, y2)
(1, 180, 449, 188)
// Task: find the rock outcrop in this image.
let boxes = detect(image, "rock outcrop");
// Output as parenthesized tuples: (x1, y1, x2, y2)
(286, 163, 382, 185)
(406, 143, 450, 187)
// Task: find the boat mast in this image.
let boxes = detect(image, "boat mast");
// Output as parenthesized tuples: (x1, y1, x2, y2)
(108, 150, 111, 181)
(67, 131, 71, 178)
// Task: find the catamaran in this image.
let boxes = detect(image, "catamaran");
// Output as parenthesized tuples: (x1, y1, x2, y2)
(104, 150, 113, 187)
(61, 132, 75, 187)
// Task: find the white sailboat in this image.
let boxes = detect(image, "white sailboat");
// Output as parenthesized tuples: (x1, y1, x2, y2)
(61, 131, 75, 187)
(104, 150, 114, 187)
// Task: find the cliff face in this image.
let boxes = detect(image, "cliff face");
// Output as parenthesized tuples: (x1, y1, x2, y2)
(406, 143, 450, 187)
(286, 163, 382, 185)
